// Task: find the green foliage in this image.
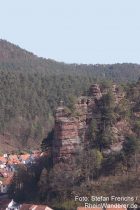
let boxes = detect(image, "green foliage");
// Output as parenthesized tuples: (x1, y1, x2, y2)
(0, 150, 3, 156)
(41, 129, 54, 152)
(37, 168, 48, 202)
(99, 126, 115, 150)
(88, 119, 98, 148)
(8, 165, 37, 202)
(1, 40, 140, 148)
(86, 149, 103, 178)
(134, 120, 140, 135)
(115, 99, 131, 119)
(88, 91, 116, 151)
(123, 136, 139, 156)
(2, 40, 140, 208)
(100, 80, 113, 89)
(102, 152, 125, 176)
(67, 95, 77, 112)
(63, 106, 72, 115)
(100, 91, 116, 125)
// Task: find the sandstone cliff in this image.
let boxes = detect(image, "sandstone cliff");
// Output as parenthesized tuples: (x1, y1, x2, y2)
(53, 83, 131, 162)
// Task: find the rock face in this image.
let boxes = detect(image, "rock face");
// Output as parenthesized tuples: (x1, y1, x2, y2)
(89, 84, 102, 100)
(53, 84, 126, 163)
(53, 117, 80, 162)
(53, 99, 87, 162)
(112, 84, 125, 104)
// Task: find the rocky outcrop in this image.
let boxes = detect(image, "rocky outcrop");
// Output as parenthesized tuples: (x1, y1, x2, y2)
(89, 84, 102, 100)
(53, 84, 126, 162)
(53, 99, 88, 162)
(53, 117, 81, 162)
(112, 84, 125, 104)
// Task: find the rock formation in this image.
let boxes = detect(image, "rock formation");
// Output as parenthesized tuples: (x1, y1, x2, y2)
(112, 84, 125, 104)
(53, 83, 126, 163)
(53, 99, 87, 162)
(89, 84, 102, 100)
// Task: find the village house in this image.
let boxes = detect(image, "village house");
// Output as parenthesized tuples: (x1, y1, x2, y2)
(0, 150, 41, 169)
(6, 200, 21, 210)
(0, 172, 14, 194)
(20, 204, 53, 210)
(0, 180, 7, 194)
(5, 200, 53, 210)
(0, 155, 7, 169)
(0, 150, 42, 196)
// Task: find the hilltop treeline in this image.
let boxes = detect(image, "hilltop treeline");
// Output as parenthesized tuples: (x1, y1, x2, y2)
(0, 39, 140, 150)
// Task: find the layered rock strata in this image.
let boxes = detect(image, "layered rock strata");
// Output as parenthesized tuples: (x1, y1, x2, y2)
(53, 84, 125, 162)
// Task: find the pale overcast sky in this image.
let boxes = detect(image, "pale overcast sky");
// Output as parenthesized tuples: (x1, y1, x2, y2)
(0, 0, 140, 64)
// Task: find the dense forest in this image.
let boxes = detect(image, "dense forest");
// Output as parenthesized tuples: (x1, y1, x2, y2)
(8, 79, 140, 210)
(0, 39, 140, 152)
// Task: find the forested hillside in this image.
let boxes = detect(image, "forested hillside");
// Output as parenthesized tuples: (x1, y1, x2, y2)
(9, 81, 140, 209)
(0, 39, 140, 152)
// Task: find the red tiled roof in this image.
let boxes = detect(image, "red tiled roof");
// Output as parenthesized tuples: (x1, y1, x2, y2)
(0, 156, 7, 163)
(20, 204, 53, 210)
(0, 154, 31, 165)
(20, 204, 32, 210)
(77, 208, 102, 210)
(106, 208, 127, 210)
(77, 208, 126, 210)
(20, 154, 30, 161)
(0, 152, 41, 166)
(2, 172, 14, 185)
(8, 155, 20, 164)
